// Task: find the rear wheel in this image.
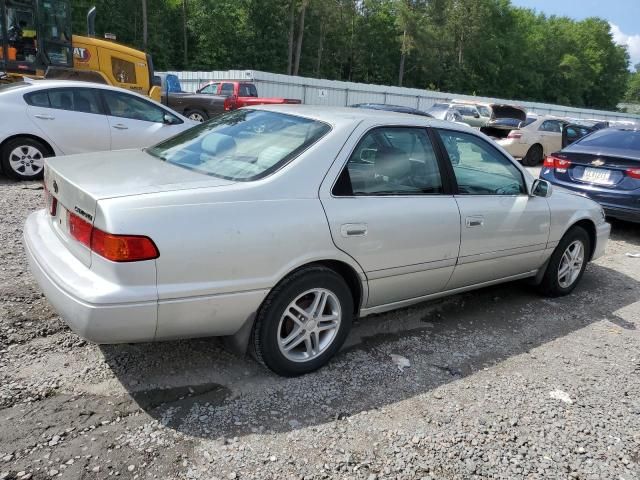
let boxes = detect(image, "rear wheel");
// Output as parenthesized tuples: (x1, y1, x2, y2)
(522, 144, 543, 166)
(1, 137, 50, 181)
(253, 266, 353, 377)
(538, 226, 591, 297)
(185, 109, 208, 122)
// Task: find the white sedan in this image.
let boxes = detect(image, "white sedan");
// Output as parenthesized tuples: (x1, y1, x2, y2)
(24, 106, 610, 376)
(0, 80, 196, 180)
(495, 116, 567, 166)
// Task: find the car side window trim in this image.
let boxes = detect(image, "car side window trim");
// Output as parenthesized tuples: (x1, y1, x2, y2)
(433, 127, 528, 197)
(331, 125, 453, 198)
(24, 88, 105, 115)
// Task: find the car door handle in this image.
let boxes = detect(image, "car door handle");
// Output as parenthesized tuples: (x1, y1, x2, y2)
(465, 216, 484, 228)
(34, 114, 55, 120)
(112, 124, 129, 130)
(340, 223, 367, 237)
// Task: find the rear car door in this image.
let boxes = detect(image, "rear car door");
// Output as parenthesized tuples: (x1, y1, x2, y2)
(320, 126, 461, 308)
(538, 119, 563, 155)
(100, 90, 186, 150)
(25, 87, 110, 155)
(435, 129, 550, 289)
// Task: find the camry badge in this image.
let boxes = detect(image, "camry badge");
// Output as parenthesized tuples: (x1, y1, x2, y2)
(591, 159, 605, 167)
(52, 180, 58, 194)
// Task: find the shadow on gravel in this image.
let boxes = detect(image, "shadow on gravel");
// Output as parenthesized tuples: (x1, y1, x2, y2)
(100, 240, 640, 440)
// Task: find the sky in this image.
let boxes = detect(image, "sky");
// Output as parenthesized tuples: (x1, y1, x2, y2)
(510, 0, 640, 68)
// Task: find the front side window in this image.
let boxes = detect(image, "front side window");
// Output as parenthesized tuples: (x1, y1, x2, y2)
(28, 88, 102, 114)
(477, 106, 491, 117)
(437, 130, 525, 195)
(333, 127, 443, 196)
(199, 83, 218, 94)
(102, 90, 167, 122)
(147, 109, 330, 181)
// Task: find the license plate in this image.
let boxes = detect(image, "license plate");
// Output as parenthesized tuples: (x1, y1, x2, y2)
(581, 167, 612, 184)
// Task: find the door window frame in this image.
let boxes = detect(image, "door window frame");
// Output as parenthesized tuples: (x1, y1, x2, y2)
(432, 127, 529, 197)
(331, 126, 456, 198)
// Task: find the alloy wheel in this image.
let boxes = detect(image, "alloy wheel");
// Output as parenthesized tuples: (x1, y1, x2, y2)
(8, 145, 44, 177)
(277, 288, 342, 363)
(188, 113, 205, 122)
(557, 240, 585, 288)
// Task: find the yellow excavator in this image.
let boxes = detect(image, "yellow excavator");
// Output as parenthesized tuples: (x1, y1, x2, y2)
(1, 0, 161, 100)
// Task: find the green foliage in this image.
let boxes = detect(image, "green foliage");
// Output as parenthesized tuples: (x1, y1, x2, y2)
(69, 0, 632, 108)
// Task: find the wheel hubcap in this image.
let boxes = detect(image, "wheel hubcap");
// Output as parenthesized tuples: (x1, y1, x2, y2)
(277, 288, 342, 363)
(557, 240, 585, 288)
(189, 113, 205, 122)
(8, 145, 44, 176)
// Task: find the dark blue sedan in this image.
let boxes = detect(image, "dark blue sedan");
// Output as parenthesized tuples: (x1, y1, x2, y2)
(540, 128, 640, 223)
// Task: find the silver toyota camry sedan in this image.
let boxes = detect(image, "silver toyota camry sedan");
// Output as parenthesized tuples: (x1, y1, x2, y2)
(24, 105, 610, 376)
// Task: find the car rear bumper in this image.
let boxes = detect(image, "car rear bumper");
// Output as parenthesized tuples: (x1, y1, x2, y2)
(495, 139, 528, 159)
(24, 210, 159, 343)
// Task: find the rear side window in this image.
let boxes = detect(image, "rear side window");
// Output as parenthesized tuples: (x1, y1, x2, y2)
(25, 88, 102, 114)
(220, 83, 234, 96)
(24, 91, 50, 107)
(333, 127, 443, 196)
(539, 120, 562, 133)
(239, 83, 258, 97)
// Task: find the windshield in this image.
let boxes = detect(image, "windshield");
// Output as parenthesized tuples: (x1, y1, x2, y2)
(147, 110, 331, 181)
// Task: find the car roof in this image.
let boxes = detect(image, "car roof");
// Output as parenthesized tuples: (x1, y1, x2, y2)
(250, 104, 470, 130)
(5, 79, 149, 96)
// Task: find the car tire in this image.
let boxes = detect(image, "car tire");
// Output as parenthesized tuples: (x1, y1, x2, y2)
(1, 137, 50, 181)
(538, 226, 591, 297)
(523, 144, 543, 166)
(185, 110, 208, 123)
(253, 265, 354, 377)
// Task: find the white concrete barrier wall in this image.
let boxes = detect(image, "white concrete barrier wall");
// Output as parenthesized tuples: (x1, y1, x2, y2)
(163, 69, 640, 123)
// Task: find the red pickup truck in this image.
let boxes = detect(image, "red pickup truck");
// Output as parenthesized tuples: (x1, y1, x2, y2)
(198, 81, 301, 110)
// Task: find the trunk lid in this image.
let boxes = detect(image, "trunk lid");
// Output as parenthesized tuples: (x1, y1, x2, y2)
(489, 105, 527, 122)
(43, 149, 235, 266)
(552, 151, 640, 191)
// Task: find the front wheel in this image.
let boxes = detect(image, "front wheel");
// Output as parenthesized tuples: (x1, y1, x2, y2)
(538, 226, 591, 297)
(1, 137, 50, 180)
(253, 266, 353, 376)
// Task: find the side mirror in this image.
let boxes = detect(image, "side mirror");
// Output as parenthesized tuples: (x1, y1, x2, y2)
(473, 112, 480, 118)
(163, 114, 178, 125)
(360, 148, 376, 162)
(531, 179, 552, 198)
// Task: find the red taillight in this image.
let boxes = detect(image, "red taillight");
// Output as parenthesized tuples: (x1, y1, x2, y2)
(507, 131, 522, 139)
(67, 209, 159, 262)
(544, 155, 571, 173)
(44, 187, 57, 216)
(626, 168, 640, 179)
(224, 95, 238, 111)
(68, 211, 92, 247)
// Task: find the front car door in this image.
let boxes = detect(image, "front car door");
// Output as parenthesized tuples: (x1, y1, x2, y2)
(25, 87, 110, 155)
(320, 125, 461, 309)
(100, 89, 186, 150)
(434, 129, 550, 289)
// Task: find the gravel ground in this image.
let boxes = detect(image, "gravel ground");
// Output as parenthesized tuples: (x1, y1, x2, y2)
(1, 173, 639, 480)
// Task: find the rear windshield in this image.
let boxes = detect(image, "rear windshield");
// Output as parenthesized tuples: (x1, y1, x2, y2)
(147, 109, 331, 181)
(570, 129, 640, 158)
